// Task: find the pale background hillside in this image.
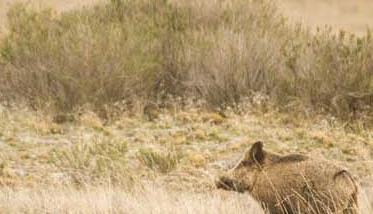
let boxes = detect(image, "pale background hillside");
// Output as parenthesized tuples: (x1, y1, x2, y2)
(278, 0, 373, 35)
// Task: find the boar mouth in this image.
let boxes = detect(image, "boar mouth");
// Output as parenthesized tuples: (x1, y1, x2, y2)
(216, 176, 248, 193)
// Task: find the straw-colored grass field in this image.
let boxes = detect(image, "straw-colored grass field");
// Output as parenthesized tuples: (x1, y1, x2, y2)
(0, 105, 372, 213)
(0, 0, 372, 213)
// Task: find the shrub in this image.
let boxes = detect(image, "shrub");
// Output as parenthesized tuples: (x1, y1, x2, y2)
(0, 0, 372, 121)
(0, 1, 183, 110)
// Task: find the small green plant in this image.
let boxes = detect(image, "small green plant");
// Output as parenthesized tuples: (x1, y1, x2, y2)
(50, 136, 128, 186)
(138, 148, 182, 173)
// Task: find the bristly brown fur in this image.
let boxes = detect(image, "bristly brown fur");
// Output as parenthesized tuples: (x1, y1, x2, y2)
(275, 154, 309, 164)
(216, 142, 360, 214)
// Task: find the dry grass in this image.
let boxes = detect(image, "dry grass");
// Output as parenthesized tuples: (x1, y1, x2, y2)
(2, 0, 372, 36)
(0, 104, 372, 213)
(0, 183, 371, 213)
(0, 188, 371, 214)
(0, 0, 102, 32)
(0, 185, 264, 214)
(0, 0, 372, 213)
(137, 148, 182, 174)
(2, 1, 373, 27)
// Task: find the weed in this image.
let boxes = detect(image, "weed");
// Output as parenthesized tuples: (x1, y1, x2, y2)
(138, 148, 182, 173)
(50, 135, 128, 186)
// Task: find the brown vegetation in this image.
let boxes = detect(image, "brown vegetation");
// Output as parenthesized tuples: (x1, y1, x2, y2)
(0, 0, 372, 123)
(0, 105, 371, 213)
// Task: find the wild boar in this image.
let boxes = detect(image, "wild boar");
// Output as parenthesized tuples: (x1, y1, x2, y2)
(216, 141, 359, 214)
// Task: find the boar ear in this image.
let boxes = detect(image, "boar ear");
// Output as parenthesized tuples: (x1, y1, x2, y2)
(245, 141, 265, 164)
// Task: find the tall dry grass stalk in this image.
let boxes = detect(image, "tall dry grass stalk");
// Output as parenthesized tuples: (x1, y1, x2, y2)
(0, 184, 371, 213)
(0, 0, 372, 121)
(0, 185, 264, 214)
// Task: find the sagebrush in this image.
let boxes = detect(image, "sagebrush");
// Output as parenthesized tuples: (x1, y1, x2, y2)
(0, 0, 372, 121)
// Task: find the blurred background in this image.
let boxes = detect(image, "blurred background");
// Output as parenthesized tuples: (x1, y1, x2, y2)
(279, 0, 373, 35)
(1, 0, 373, 35)
(0, 0, 102, 35)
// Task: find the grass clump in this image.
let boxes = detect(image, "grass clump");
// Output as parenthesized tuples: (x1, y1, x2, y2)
(0, 0, 372, 121)
(0, 0, 179, 110)
(50, 135, 128, 186)
(138, 148, 181, 174)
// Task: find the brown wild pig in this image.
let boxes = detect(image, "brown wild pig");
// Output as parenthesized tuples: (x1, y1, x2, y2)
(216, 141, 359, 214)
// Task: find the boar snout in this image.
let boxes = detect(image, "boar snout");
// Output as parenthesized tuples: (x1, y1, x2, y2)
(216, 176, 248, 193)
(216, 176, 234, 190)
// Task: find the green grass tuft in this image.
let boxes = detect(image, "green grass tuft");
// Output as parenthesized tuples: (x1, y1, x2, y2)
(138, 148, 181, 174)
(50, 135, 128, 186)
